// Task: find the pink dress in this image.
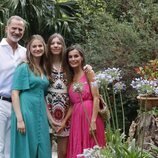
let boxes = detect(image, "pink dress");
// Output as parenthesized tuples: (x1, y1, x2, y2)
(67, 73, 105, 158)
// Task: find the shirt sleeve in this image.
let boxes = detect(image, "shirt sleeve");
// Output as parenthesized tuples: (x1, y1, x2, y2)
(12, 63, 30, 90)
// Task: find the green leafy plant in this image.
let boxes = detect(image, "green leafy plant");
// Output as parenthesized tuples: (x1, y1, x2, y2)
(101, 126, 154, 158)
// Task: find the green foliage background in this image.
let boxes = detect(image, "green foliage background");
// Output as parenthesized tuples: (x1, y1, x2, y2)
(77, 0, 158, 133)
(1, 0, 158, 134)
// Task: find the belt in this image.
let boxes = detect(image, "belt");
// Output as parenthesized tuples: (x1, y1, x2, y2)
(0, 96, 12, 103)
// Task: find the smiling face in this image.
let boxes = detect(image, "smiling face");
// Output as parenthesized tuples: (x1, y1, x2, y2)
(30, 39, 45, 59)
(6, 18, 25, 43)
(68, 49, 83, 69)
(50, 37, 63, 56)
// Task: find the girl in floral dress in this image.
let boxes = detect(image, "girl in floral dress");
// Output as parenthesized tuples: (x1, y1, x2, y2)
(46, 33, 71, 158)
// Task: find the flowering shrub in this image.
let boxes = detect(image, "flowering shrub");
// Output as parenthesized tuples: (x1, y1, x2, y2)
(94, 68, 126, 95)
(94, 68, 122, 86)
(94, 68, 126, 132)
(131, 78, 158, 96)
(131, 59, 158, 97)
(113, 81, 126, 94)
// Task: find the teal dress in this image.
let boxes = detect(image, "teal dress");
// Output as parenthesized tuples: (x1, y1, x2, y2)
(11, 63, 51, 158)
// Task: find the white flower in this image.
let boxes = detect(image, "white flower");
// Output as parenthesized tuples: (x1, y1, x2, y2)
(73, 82, 84, 93)
(114, 82, 126, 93)
(77, 145, 104, 158)
(94, 68, 122, 87)
(131, 78, 158, 96)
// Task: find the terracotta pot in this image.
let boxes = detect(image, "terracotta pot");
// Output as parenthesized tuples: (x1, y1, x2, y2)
(137, 96, 158, 110)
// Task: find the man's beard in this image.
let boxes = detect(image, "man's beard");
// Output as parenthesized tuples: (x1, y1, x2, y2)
(7, 32, 21, 43)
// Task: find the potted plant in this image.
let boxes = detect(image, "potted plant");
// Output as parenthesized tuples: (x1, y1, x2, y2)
(131, 59, 158, 109)
(129, 60, 158, 155)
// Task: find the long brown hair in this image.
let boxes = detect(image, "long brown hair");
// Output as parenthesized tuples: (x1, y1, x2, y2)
(47, 33, 66, 66)
(26, 34, 51, 79)
(63, 44, 86, 84)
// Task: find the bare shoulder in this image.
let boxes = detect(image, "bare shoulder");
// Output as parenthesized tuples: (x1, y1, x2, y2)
(86, 70, 95, 82)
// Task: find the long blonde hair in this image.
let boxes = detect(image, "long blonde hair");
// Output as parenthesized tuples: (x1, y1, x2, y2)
(26, 34, 51, 79)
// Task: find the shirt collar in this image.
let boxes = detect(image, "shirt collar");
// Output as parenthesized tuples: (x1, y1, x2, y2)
(0, 38, 22, 49)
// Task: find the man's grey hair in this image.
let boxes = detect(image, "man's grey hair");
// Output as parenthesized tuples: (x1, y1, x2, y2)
(7, 15, 26, 28)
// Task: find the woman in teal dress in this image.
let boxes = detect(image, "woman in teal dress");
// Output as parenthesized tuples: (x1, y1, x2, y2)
(11, 35, 56, 158)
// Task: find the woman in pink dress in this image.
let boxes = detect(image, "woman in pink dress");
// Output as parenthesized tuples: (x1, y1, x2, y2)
(63, 44, 106, 158)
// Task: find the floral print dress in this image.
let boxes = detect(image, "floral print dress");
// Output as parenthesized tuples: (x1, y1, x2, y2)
(46, 68, 70, 137)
